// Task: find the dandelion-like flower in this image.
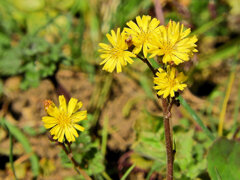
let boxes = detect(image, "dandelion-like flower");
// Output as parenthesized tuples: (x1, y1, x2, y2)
(124, 15, 161, 58)
(154, 66, 187, 98)
(148, 20, 198, 65)
(42, 95, 87, 143)
(99, 28, 136, 73)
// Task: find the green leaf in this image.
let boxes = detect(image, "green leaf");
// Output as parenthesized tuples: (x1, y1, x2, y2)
(20, 67, 40, 90)
(0, 49, 22, 75)
(132, 131, 166, 163)
(0, 32, 11, 46)
(175, 130, 194, 170)
(207, 138, 240, 180)
(48, 0, 75, 11)
(12, 0, 45, 12)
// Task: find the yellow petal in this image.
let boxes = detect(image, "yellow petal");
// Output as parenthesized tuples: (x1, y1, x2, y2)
(99, 43, 111, 50)
(44, 123, 56, 129)
(59, 129, 65, 142)
(106, 33, 116, 47)
(143, 43, 148, 58)
(45, 101, 59, 117)
(74, 124, 85, 132)
(59, 95, 67, 112)
(50, 125, 60, 136)
(73, 101, 83, 113)
(133, 45, 142, 55)
(71, 110, 87, 123)
(65, 127, 72, 142)
(42, 116, 58, 123)
(127, 21, 141, 34)
(68, 98, 78, 116)
(70, 126, 79, 138)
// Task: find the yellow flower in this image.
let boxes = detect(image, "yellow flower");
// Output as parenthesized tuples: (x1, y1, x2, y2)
(42, 95, 87, 143)
(124, 15, 161, 58)
(148, 20, 198, 65)
(99, 28, 136, 73)
(154, 66, 187, 98)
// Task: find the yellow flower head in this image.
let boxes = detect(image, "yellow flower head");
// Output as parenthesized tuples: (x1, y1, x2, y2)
(42, 95, 87, 143)
(154, 66, 187, 98)
(124, 15, 161, 58)
(99, 28, 136, 73)
(148, 20, 198, 65)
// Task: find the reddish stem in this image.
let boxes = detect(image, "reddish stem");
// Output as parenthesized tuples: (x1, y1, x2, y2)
(162, 98, 174, 180)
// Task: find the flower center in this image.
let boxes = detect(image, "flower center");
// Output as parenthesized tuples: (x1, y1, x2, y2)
(111, 47, 125, 59)
(57, 111, 71, 128)
(168, 78, 176, 88)
(162, 43, 174, 55)
(139, 31, 149, 43)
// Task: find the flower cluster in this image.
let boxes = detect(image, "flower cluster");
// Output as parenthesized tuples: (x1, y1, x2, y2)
(98, 15, 198, 98)
(42, 95, 87, 143)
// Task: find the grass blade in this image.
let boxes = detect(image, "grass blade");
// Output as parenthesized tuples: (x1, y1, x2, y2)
(178, 96, 215, 141)
(218, 69, 235, 136)
(9, 132, 18, 180)
(120, 164, 136, 180)
(0, 118, 39, 177)
(218, 49, 239, 136)
(101, 171, 112, 180)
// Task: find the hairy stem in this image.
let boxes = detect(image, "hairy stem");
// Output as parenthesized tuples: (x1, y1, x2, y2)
(138, 55, 174, 179)
(59, 143, 92, 180)
(162, 98, 173, 180)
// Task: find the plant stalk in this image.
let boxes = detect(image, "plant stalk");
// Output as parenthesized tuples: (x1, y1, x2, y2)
(138, 55, 174, 179)
(60, 143, 92, 180)
(162, 98, 173, 180)
(137, 55, 157, 75)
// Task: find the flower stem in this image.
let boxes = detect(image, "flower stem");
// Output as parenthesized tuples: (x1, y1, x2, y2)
(60, 143, 92, 180)
(162, 98, 174, 180)
(137, 55, 157, 75)
(138, 55, 174, 179)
